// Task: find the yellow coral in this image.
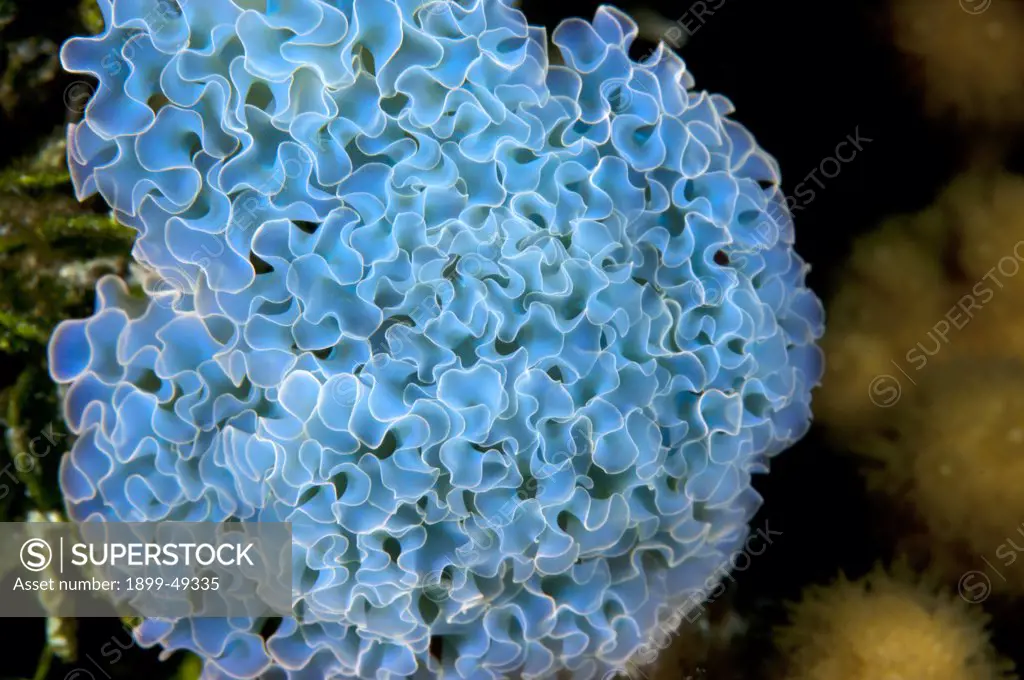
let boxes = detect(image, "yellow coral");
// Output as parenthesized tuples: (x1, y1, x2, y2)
(819, 170, 1024, 442)
(943, 173, 1024, 357)
(891, 0, 1024, 125)
(946, 172, 1024, 284)
(776, 564, 1014, 680)
(817, 217, 951, 443)
(868, 362, 1024, 569)
(820, 169, 1024, 593)
(818, 328, 898, 430)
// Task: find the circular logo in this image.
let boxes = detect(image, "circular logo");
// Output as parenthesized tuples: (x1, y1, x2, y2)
(692, 277, 725, 307)
(601, 665, 646, 680)
(64, 81, 95, 114)
(420, 0, 452, 16)
(421, 571, 455, 603)
(599, 79, 633, 115)
(958, 570, 992, 604)
(868, 374, 901, 408)
(960, 0, 992, 14)
(462, 256, 482, 278)
(145, 269, 197, 309)
(477, 236, 502, 261)
(64, 671, 97, 680)
(331, 374, 360, 407)
(20, 538, 53, 572)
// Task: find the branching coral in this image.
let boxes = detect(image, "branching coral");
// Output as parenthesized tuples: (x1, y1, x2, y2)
(49, 0, 823, 677)
(775, 563, 1015, 680)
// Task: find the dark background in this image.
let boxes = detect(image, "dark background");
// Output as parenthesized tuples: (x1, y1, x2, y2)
(0, 0, 1017, 677)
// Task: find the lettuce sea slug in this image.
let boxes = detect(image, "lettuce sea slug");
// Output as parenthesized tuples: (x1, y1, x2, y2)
(50, 1, 823, 677)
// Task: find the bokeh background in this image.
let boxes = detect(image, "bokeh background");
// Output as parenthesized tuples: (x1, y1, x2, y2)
(1, 0, 1023, 678)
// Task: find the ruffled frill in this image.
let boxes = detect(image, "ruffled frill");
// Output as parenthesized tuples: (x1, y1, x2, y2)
(52, 1, 824, 678)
